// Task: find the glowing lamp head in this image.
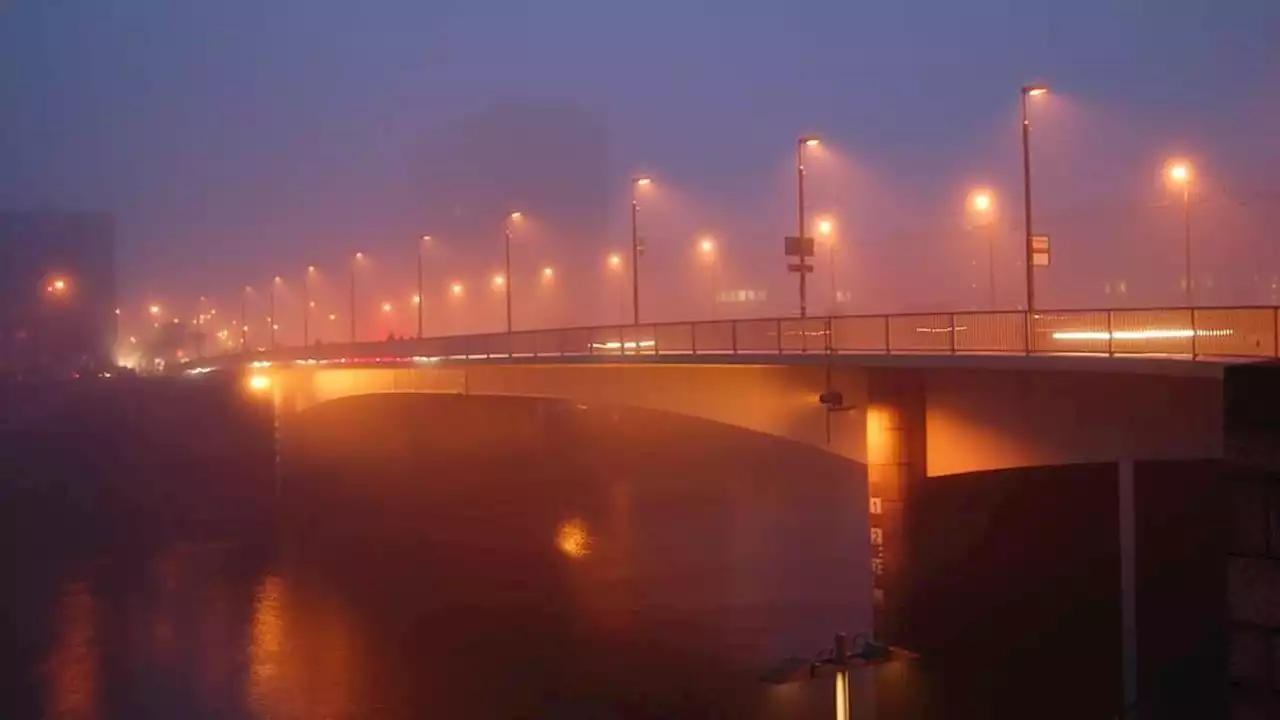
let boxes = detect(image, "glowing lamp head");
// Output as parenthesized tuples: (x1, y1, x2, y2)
(970, 190, 994, 213)
(607, 253, 622, 269)
(1167, 161, 1192, 184)
(328, 313, 337, 321)
(508, 211, 522, 220)
(817, 218, 834, 236)
(633, 177, 652, 186)
(354, 251, 364, 260)
(492, 274, 506, 288)
(381, 302, 392, 313)
(542, 266, 554, 279)
(1024, 85, 1048, 96)
(46, 277, 69, 296)
(698, 237, 716, 255)
(801, 137, 820, 147)
(412, 294, 421, 305)
(247, 374, 272, 393)
(149, 304, 162, 316)
(307, 265, 315, 272)
(450, 282, 464, 297)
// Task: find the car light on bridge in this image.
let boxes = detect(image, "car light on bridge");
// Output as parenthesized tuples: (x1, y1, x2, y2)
(247, 374, 272, 393)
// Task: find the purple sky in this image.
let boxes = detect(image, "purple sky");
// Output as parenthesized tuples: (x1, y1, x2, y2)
(1, 0, 1277, 343)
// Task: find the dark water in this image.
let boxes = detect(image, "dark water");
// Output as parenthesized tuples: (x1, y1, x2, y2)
(0, 384, 1159, 718)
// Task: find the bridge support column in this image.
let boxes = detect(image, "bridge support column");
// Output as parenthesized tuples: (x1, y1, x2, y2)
(865, 370, 926, 646)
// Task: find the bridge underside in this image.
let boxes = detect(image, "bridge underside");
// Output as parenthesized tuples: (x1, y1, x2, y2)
(263, 358, 1225, 714)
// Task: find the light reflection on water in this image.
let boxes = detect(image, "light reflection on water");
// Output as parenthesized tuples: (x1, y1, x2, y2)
(24, 395, 882, 718)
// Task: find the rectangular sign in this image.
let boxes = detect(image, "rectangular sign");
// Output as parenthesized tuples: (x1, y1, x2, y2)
(787, 262, 815, 273)
(1031, 234, 1050, 266)
(784, 235, 814, 257)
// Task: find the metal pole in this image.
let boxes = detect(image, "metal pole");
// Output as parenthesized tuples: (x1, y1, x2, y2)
(1021, 90, 1035, 315)
(240, 288, 247, 351)
(417, 241, 425, 339)
(1184, 185, 1193, 309)
(269, 284, 276, 350)
(631, 189, 641, 325)
(829, 241, 837, 315)
(797, 140, 808, 319)
(349, 260, 356, 343)
(303, 270, 310, 348)
(504, 225, 513, 333)
(987, 223, 997, 311)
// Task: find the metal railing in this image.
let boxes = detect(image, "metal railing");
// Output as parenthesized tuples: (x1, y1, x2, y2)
(234, 306, 1280, 366)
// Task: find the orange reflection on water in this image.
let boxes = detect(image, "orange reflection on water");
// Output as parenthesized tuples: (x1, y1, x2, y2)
(44, 581, 100, 720)
(555, 518, 592, 559)
(246, 573, 360, 718)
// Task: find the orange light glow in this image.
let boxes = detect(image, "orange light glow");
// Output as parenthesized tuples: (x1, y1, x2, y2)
(450, 282, 464, 297)
(817, 217, 834, 236)
(555, 519, 592, 559)
(1167, 160, 1192, 185)
(149, 304, 162, 316)
(1025, 86, 1048, 96)
(802, 137, 820, 147)
(634, 177, 652, 186)
(542, 266, 554, 280)
(247, 374, 272, 393)
(412, 294, 421, 305)
(492, 274, 506, 288)
(969, 189, 994, 213)
(607, 253, 622, 269)
(509, 211, 522, 220)
(328, 313, 337, 321)
(698, 237, 716, 255)
(381, 302, 392, 313)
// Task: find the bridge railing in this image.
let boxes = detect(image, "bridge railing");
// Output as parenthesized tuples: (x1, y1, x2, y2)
(230, 306, 1280, 367)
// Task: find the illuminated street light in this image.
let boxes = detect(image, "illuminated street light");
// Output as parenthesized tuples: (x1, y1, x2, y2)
(697, 236, 722, 319)
(816, 216, 838, 313)
(350, 252, 364, 342)
(149, 304, 162, 316)
(417, 235, 432, 338)
(967, 189, 998, 310)
(1165, 159, 1195, 309)
(492, 273, 506, 289)
(381, 301, 393, 313)
(45, 276, 70, 296)
(1021, 83, 1048, 317)
(631, 176, 653, 324)
(698, 237, 716, 256)
(541, 266, 554, 281)
(796, 136, 821, 318)
(607, 252, 623, 269)
(303, 265, 316, 347)
(502, 212, 522, 333)
(328, 313, 337, 321)
(450, 282, 464, 297)
(270, 276, 282, 350)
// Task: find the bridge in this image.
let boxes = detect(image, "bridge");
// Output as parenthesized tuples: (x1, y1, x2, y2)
(199, 305, 1269, 712)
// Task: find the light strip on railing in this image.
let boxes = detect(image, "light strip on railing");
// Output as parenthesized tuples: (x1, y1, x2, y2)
(1052, 328, 1234, 341)
(913, 326, 968, 333)
(589, 340, 657, 350)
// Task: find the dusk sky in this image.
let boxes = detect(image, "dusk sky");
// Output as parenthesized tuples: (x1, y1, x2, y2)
(1, 1, 1277, 340)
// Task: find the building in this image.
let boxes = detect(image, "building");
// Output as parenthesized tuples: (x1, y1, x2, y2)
(0, 211, 116, 376)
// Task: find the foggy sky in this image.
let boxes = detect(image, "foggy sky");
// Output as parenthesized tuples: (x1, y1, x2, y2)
(1, 0, 1278, 340)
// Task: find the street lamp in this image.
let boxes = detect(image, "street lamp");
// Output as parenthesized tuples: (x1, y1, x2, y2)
(697, 236, 721, 317)
(503, 212, 521, 333)
(1020, 84, 1047, 319)
(541, 266, 554, 281)
(350, 252, 364, 343)
(967, 188, 998, 310)
(1166, 160, 1194, 307)
(304, 265, 315, 347)
(816, 216, 837, 314)
(631, 176, 652, 324)
(450, 281, 464, 297)
(417, 235, 431, 338)
(270, 276, 282, 349)
(796, 137, 820, 318)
